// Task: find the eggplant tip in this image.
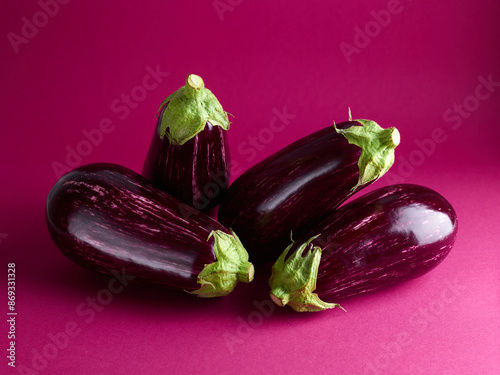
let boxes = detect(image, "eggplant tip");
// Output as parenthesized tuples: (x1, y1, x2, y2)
(187, 74, 204, 90)
(248, 264, 255, 283)
(391, 128, 401, 147)
(270, 293, 284, 307)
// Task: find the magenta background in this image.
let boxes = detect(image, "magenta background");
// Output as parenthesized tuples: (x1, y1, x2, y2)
(1, 0, 499, 374)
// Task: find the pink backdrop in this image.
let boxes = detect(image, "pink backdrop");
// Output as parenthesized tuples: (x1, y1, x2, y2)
(1, 1, 499, 374)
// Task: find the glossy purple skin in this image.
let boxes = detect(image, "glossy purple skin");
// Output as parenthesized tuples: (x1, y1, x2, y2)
(218, 121, 367, 264)
(301, 184, 458, 302)
(46, 163, 229, 291)
(142, 104, 230, 213)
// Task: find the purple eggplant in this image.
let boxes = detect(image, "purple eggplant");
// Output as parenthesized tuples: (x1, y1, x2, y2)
(269, 184, 458, 312)
(46, 163, 254, 298)
(218, 115, 400, 263)
(142, 74, 230, 213)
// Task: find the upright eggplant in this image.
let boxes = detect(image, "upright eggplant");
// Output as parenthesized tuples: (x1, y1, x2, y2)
(218, 114, 400, 263)
(46, 163, 254, 298)
(142, 74, 230, 212)
(269, 184, 458, 312)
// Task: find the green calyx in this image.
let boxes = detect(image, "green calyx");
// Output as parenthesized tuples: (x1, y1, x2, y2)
(334, 110, 400, 191)
(158, 74, 231, 145)
(190, 230, 254, 298)
(269, 237, 343, 312)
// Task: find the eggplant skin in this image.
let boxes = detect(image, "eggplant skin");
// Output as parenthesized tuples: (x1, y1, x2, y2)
(142, 105, 230, 213)
(218, 122, 363, 264)
(46, 163, 232, 292)
(313, 184, 458, 302)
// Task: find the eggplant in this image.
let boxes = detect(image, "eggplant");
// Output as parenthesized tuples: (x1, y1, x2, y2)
(46, 163, 254, 298)
(142, 74, 230, 212)
(269, 184, 458, 312)
(218, 115, 400, 263)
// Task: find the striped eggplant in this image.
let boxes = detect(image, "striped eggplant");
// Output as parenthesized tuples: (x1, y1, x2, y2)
(46, 163, 254, 298)
(269, 184, 458, 312)
(142, 74, 230, 213)
(218, 114, 400, 263)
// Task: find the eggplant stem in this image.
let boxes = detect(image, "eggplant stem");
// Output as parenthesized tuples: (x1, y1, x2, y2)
(268, 239, 341, 312)
(333, 118, 400, 191)
(158, 74, 230, 145)
(189, 230, 254, 298)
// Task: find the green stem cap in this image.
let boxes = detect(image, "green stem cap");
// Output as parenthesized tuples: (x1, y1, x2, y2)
(334, 110, 400, 191)
(269, 237, 344, 312)
(158, 74, 231, 145)
(190, 230, 254, 298)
